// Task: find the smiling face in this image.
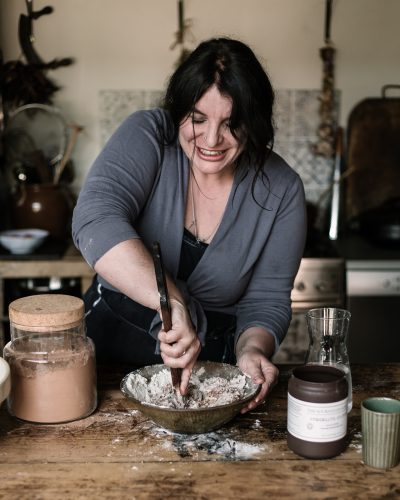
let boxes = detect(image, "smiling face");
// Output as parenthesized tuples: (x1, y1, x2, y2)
(178, 85, 243, 177)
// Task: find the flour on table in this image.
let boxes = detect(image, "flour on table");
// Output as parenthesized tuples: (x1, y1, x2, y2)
(152, 426, 267, 460)
(125, 366, 250, 409)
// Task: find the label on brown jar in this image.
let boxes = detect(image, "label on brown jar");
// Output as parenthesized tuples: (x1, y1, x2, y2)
(287, 393, 347, 442)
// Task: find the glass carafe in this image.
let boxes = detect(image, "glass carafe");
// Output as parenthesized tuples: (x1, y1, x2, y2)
(305, 307, 352, 412)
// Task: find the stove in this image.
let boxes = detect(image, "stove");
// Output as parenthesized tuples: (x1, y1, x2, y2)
(273, 230, 345, 364)
(292, 257, 345, 309)
(336, 233, 400, 363)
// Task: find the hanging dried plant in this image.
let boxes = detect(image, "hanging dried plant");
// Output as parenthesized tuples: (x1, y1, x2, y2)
(170, 0, 195, 67)
(1, 1, 73, 113)
(312, 0, 337, 158)
(2, 60, 60, 109)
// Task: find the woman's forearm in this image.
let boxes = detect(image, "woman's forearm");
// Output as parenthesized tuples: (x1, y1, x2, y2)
(235, 326, 276, 360)
(94, 238, 185, 311)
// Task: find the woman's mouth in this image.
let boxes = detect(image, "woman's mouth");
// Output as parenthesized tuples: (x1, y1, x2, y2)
(197, 147, 227, 161)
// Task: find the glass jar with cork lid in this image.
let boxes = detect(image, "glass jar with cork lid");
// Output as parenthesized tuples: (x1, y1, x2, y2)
(3, 294, 97, 423)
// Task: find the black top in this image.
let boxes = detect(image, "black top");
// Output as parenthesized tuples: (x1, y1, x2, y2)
(177, 229, 208, 281)
(97, 228, 235, 344)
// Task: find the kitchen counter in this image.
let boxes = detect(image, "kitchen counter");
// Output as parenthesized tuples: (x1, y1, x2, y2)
(0, 244, 94, 348)
(0, 363, 399, 499)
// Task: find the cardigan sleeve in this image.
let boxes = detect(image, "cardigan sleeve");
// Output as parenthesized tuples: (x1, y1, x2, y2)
(72, 110, 166, 267)
(234, 173, 307, 352)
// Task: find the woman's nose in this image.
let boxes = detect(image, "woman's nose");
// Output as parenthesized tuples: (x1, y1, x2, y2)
(204, 125, 222, 147)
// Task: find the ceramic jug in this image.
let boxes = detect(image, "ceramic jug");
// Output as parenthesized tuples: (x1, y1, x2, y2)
(11, 183, 74, 241)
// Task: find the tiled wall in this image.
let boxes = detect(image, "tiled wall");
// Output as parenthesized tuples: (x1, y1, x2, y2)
(99, 89, 339, 205)
(274, 89, 338, 205)
(99, 90, 164, 147)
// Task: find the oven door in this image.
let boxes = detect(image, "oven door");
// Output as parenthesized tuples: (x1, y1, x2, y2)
(346, 264, 400, 362)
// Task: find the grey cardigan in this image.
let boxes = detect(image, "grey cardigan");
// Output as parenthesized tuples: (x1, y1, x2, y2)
(72, 109, 307, 350)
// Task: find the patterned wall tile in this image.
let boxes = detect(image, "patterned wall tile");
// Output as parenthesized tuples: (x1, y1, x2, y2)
(274, 89, 294, 142)
(293, 89, 321, 139)
(274, 88, 340, 216)
(99, 90, 163, 146)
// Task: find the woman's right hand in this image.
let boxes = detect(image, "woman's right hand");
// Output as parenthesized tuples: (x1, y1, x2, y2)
(157, 298, 201, 394)
(93, 239, 199, 393)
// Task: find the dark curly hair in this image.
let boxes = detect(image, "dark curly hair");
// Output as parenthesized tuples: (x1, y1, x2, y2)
(163, 37, 275, 185)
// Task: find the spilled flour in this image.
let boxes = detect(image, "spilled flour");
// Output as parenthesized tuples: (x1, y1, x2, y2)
(170, 432, 266, 460)
(152, 426, 268, 461)
(125, 366, 250, 409)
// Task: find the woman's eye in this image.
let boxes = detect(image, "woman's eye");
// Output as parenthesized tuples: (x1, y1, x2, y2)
(192, 118, 205, 124)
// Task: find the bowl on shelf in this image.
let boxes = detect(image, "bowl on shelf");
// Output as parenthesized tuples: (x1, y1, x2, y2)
(0, 358, 11, 406)
(0, 228, 49, 255)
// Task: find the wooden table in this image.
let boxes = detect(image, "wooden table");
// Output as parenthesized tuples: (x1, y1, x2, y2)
(0, 363, 399, 499)
(0, 244, 94, 348)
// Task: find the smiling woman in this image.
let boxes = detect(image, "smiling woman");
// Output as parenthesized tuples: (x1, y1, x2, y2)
(72, 37, 307, 415)
(179, 86, 241, 172)
(179, 86, 238, 244)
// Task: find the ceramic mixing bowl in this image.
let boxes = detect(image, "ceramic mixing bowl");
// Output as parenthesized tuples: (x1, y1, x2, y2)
(121, 361, 260, 434)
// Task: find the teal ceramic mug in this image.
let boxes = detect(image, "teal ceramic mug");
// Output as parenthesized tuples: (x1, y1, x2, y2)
(361, 397, 400, 469)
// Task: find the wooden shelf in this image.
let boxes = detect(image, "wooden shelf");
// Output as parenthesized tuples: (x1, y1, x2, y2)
(0, 244, 94, 348)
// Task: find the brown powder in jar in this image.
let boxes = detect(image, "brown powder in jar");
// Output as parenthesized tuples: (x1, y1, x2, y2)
(7, 349, 97, 423)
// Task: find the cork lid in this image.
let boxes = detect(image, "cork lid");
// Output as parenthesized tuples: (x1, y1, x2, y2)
(9, 294, 84, 330)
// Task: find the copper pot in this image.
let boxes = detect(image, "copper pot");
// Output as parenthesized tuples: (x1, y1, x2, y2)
(11, 183, 74, 241)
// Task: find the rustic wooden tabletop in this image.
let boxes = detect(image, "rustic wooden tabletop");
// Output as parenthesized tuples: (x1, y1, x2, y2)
(0, 363, 399, 499)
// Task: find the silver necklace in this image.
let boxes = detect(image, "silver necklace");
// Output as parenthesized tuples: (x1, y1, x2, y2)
(190, 173, 223, 244)
(190, 167, 218, 200)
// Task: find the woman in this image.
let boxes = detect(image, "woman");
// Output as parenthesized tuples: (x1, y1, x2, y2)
(72, 37, 307, 413)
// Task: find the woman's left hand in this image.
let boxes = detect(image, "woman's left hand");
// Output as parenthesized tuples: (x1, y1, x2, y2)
(237, 347, 279, 413)
(235, 327, 279, 414)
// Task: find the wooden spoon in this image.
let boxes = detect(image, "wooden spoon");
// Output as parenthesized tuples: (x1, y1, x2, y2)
(152, 242, 183, 397)
(53, 124, 83, 185)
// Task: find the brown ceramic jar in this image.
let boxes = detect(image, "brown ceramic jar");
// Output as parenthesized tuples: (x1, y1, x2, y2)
(287, 365, 348, 459)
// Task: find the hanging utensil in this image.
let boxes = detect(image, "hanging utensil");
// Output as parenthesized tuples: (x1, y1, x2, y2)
(328, 127, 343, 240)
(152, 241, 183, 395)
(4, 103, 68, 177)
(53, 124, 83, 185)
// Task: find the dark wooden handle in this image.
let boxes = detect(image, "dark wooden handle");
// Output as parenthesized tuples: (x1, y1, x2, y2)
(152, 242, 182, 389)
(170, 367, 182, 389)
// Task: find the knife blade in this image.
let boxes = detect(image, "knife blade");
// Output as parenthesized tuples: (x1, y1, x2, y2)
(152, 241, 182, 392)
